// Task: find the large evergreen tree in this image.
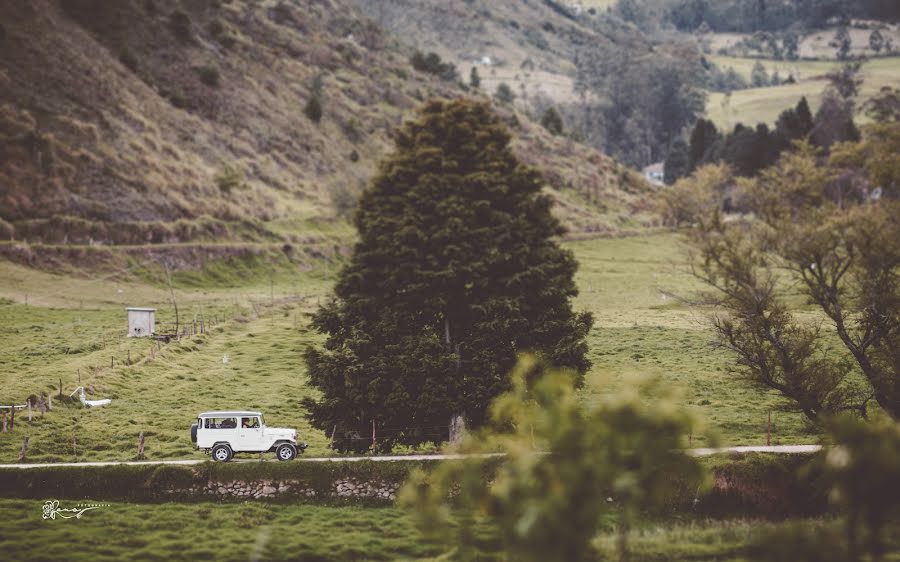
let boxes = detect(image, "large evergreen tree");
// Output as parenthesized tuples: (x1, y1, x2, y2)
(688, 118, 720, 171)
(302, 99, 593, 452)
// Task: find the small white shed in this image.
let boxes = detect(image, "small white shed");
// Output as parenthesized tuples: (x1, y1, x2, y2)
(127, 307, 156, 337)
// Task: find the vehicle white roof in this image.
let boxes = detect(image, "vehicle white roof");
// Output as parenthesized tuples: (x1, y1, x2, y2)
(198, 411, 262, 417)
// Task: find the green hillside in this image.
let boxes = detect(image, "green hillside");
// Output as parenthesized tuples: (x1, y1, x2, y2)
(706, 56, 900, 128)
(0, 232, 816, 464)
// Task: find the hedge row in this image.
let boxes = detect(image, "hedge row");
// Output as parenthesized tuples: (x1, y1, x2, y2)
(0, 454, 829, 517)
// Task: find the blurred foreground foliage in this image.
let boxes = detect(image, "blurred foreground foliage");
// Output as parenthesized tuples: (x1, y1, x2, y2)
(400, 355, 710, 562)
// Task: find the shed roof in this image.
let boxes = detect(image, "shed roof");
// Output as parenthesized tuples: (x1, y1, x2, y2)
(126, 307, 157, 312)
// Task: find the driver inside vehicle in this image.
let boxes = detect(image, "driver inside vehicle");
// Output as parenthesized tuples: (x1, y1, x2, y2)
(242, 417, 259, 429)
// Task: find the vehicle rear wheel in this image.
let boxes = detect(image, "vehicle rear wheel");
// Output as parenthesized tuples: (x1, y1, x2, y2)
(276, 443, 297, 461)
(212, 444, 233, 462)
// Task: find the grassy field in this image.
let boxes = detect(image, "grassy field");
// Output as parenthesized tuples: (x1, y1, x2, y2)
(705, 56, 900, 128)
(5, 497, 893, 562)
(0, 233, 816, 464)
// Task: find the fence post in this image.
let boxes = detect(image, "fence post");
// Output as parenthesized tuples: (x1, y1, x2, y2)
(27, 401, 32, 423)
(48, 393, 52, 411)
(449, 414, 466, 443)
(18, 437, 28, 462)
(73, 432, 77, 457)
(111, 356, 114, 368)
(137, 432, 145, 460)
(767, 411, 771, 446)
(128, 349, 131, 364)
(1, 411, 6, 432)
(9, 405, 14, 430)
(330, 425, 337, 448)
(372, 419, 376, 447)
(60, 377, 64, 398)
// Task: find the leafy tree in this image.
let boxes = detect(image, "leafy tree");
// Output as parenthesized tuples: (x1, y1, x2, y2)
(772, 97, 815, 152)
(861, 86, 900, 122)
(826, 62, 863, 100)
(684, 123, 900, 422)
(469, 66, 480, 89)
(304, 74, 324, 123)
(540, 106, 564, 135)
(869, 29, 885, 53)
(812, 91, 860, 149)
(688, 118, 720, 171)
(657, 162, 731, 226)
(494, 82, 515, 104)
(302, 99, 593, 452)
(169, 10, 192, 42)
(401, 355, 706, 562)
(751, 60, 770, 88)
(575, 40, 706, 167)
(834, 26, 852, 60)
(304, 94, 322, 123)
(410, 51, 458, 82)
(783, 31, 800, 60)
(706, 63, 750, 93)
(685, 98, 812, 179)
(664, 138, 690, 184)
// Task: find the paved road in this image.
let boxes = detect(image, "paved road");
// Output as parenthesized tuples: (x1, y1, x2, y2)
(0, 445, 821, 469)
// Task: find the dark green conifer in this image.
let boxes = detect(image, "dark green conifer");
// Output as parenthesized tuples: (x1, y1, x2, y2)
(303, 99, 593, 451)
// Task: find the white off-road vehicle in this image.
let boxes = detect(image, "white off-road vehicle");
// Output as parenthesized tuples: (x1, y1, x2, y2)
(191, 411, 307, 462)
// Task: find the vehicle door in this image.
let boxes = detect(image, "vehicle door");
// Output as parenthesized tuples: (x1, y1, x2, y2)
(237, 416, 263, 451)
(205, 416, 239, 449)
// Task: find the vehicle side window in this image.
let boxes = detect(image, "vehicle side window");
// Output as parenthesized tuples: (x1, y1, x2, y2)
(205, 417, 237, 429)
(241, 417, 260, 429)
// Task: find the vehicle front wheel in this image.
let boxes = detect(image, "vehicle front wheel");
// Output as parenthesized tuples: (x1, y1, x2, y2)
(212, 444, 233, 462)
(276, 443, 297, 461)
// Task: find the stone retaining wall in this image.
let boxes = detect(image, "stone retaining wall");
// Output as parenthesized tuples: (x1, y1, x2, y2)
(164, 477, 402, 501)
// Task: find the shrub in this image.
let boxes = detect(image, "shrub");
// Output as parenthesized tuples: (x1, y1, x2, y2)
(118, 48, 138, 72)
(196, 65, 221, 88)
(304, 95, 322, 123)
(215, 163, 245, 194)
(540, 107, 563, 135)
(494, 82, 515, 104)
(207, 19, 225, 37)
(166, 90, 188, 109)
(342, 118, 362, 143)
(409, 51, 458, 81)
(169, 10, 193, 42)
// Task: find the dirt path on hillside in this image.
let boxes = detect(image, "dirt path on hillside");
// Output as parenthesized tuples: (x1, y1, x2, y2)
(0, 445, 822, 469)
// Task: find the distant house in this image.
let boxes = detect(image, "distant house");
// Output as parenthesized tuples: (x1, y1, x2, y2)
(127, 307, 156, 337)
(642, 162, 665, 186)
